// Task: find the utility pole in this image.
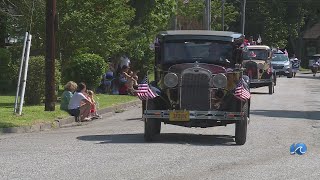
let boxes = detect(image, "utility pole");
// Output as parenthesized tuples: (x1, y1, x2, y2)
(45, 0, 56, 111)
(222, 0, 225, 31)
(241, 0, 246, 35)
(204, 0, 211, 30)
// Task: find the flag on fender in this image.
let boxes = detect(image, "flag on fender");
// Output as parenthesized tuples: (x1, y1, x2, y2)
(135, 75, 158, 101)
(233, 79, 251, 101)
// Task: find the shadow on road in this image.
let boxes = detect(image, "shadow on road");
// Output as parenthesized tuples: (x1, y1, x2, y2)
(294, 75, 320, 80)
(77, 133, 235, 146)
(250, 92, 270, 95)
(125, 118, 143, 121)
(251, 109, 320, 120)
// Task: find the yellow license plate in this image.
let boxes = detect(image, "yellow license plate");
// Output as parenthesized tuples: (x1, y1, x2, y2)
(169, 111, 190, 121)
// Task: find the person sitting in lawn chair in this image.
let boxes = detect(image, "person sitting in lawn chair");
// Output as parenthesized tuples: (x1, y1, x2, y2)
(103, 71, 114, 94)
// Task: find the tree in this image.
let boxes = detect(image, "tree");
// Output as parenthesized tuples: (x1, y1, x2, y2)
(126, 0, 176, 74)
(57, 0, 134, 61)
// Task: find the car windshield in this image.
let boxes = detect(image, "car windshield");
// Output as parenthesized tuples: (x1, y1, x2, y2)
(272, 54, 289, 62)
(163, 40, 233, 65)
(243, 49, 268, 60)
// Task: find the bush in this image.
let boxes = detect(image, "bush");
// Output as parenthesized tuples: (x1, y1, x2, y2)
(62, 53, 107, 90)
(25, 56, 61, 105)
(0, 48, 17, 93)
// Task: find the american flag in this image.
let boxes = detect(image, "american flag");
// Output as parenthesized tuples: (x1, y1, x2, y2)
(234, 79, 251, 101)
(135, 75, 158, 101)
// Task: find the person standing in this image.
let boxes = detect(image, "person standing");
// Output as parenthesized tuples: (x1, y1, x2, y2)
(60, 81, 77, 111)
(68, 82, 93, 121)
(291, 56, 301, 78)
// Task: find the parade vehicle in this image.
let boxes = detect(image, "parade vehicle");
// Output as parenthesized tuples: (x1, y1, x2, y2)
(242, 45, 275, 94)
(142, 30, 251, 145)
(271, 52, 293, 78)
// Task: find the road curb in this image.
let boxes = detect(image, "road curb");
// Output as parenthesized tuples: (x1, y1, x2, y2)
(0, 100, 141, 135)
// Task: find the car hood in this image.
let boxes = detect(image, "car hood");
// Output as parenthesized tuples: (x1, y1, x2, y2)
(271, 61, 289, 65)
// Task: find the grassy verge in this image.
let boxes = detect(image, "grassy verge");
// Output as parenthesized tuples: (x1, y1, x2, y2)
(299, 67, 309, 72)
(0, 94, 137, 128)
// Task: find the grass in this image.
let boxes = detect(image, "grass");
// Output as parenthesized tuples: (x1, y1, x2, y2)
(0, 94, 138, 128)
(299, 67, 310, 72)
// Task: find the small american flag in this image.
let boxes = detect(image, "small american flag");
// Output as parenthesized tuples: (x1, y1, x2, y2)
(135, 75, 158, 101)
(234, 79, 251, 101)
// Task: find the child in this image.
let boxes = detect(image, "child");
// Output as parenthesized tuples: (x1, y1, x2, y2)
(86, 90, 102, 119)
(127, 70, 139, 95)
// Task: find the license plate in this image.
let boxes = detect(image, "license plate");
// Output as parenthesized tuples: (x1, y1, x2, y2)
(169, 111, 190, 121)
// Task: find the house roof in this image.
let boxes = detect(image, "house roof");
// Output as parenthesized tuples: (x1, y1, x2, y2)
(303, 22, 320, 39)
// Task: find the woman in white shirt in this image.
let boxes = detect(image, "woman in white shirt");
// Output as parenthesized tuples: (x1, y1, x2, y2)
(68, 82, 93, 121)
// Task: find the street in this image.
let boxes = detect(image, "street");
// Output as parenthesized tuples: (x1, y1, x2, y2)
(1, 73, 320, 180)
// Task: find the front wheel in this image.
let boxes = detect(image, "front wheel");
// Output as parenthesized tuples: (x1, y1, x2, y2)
(144, 101, 161, 142)
(235, 101, 249, 145)
(144, 118, 161, 142)
(268, 82, 274, 94)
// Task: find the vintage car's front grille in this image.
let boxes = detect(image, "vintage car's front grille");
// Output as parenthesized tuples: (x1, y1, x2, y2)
(272, 65, 284, 69)
(244, 61, 258, 79)
(180, 71, 210, 110)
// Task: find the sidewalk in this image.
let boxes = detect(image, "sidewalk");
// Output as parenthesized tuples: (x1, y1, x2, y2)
(0, 100, 141, 135)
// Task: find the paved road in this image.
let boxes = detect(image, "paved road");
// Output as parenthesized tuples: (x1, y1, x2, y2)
(1, 73, 320, 180)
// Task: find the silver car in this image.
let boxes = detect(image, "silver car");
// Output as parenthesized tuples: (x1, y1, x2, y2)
(271, 53, 293, 78)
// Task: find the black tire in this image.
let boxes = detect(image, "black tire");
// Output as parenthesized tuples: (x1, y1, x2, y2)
(268, 82, 274, 94)
(287, 72, 293, 78)
(235, 101, 249, 145)
(144, 101, 161, 142)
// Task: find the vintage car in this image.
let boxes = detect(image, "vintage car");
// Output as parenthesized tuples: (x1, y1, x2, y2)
(242, 45, 275, 94)
(143, 30, 251, 145)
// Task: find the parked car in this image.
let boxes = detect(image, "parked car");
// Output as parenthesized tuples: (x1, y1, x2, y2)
(242, 45, 275, 94)
(271, 52, 293, 78)
(142, 30, 251, 145)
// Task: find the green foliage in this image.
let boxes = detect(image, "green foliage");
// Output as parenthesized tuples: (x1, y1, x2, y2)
(25, 56, 61, 105)
(126, 0, 176, 72)
(58, 0, 134, 60)
(0, 48, 17, 93)
(62, 53, 107, 90)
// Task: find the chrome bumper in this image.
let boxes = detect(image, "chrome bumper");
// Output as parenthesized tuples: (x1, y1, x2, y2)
(249, 79, 272, 84)
(144, 110, 245, 121)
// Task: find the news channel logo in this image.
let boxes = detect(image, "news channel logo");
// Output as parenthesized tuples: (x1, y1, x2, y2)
(290, 143, 307, 155)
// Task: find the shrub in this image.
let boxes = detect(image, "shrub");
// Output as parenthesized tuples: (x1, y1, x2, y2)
(0, 48, 17, 93)
(62, 53, 107, 90)
(25, 56, 61, 105)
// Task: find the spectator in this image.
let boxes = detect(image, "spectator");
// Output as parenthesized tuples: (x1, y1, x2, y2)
(291, 56, 301, 78)
(68, 82, 93, 121)
(118, 65, 130, 95)
(60, 81, 77, 111)
(127, 70, 139, 95)
(86, 90, 102, 119)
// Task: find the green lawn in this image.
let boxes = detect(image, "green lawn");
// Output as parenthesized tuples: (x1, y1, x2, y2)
(0, 94, 138, 128)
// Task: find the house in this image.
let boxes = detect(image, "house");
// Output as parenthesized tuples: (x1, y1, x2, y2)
(303, 22, 320, 66)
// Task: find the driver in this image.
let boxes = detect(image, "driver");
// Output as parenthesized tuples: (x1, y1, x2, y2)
(208, 43, 223, 60)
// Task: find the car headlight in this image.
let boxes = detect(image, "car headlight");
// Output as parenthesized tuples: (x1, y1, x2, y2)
(164, 73, 178, 88)
(211, 73, 227, 88)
